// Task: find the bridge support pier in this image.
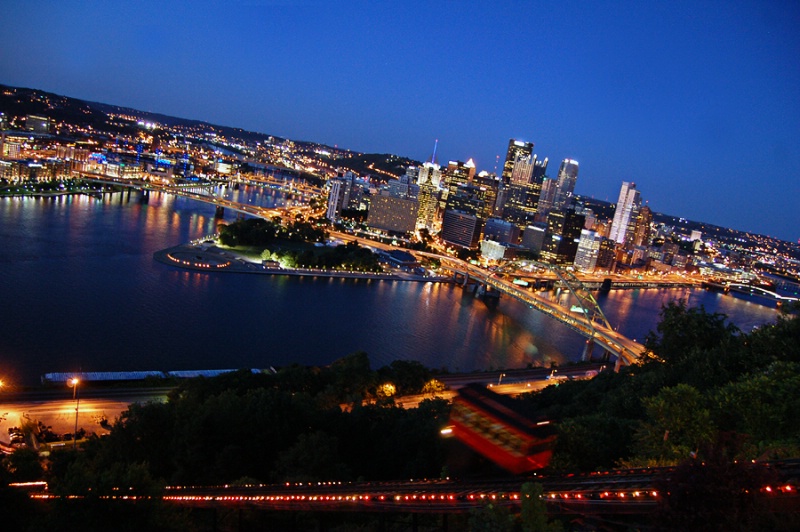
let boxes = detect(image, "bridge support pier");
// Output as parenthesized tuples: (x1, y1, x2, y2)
(215, 205, 225, 218)
(581, 338, 595, 362)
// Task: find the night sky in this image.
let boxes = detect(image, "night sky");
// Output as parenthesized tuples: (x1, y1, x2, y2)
(2, 1, 798, 241)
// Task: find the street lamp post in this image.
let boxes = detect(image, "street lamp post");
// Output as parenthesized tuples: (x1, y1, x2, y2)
(498, 373, 506, 385)
(69, 378, 80, 449)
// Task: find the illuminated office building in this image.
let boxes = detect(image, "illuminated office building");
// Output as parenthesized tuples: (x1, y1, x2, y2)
(441, 210, 481, 249)
(573, 229, 602, 272)
(631, 205, 653, 247)
(540, 209, 585, 265)
(367, 193, 419, 234)
(553, 159, 579, 210)
(608, 182, 641, 245)
(501, 139, 534, 185)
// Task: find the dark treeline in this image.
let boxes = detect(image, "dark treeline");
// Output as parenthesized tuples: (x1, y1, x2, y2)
(218, 217, 327, 247)
(218, 218, 382, 271)
(2, 303, 799, 530)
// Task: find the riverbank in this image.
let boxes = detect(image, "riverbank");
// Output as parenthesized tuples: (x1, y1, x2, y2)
(0, 189, 108, 199)
(153, 242, 449, 282)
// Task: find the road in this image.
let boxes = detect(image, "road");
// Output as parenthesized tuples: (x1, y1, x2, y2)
(0, 366, 600, 443)
(0, 388, 169, 444)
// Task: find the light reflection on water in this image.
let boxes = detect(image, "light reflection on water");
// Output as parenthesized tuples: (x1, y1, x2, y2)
(0, 189, 781, 385)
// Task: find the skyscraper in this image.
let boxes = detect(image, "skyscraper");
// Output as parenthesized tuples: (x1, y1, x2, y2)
(532, 155, 548, 182)
(442, 159, 476, 208)
(574, 229, 602, 271)
(472, 171, 500, 219)
(631, 204, 653, 247)
(534, 177, 558, 220)
(553, 159, 579, 210)
(498, 141, 543, 225)
(501, 139, 534, 185)
(540, 209, 586, 265)
(326, 176, 352, 221)
(417, 161, 442, 188)
(608, 182, 641, 245)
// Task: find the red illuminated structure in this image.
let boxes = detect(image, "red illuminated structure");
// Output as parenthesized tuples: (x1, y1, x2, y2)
(449, 384, 557, 474)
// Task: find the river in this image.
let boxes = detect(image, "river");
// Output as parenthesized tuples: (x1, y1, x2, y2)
(0, 187, 781, 386)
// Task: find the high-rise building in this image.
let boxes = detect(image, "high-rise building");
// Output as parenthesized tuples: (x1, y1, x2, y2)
(595, 237, 617, 271)
(445, 184, 486, 220)
(532, 155, 548, 181)
(631, 205, 653, 247)
(441, 210, 481, 249)
(521, 222, 548, 254)
(496, 139, 534, 217)
(366, 193, 419, 234)
(535, 177, 558, 220)
(444, 159, 475, 190)
(404, 166, 420, 183)
(539, 209, 586, 265)
(326, 176, 352, 221)
(441, 159, 476, 211)
(574, 229, 603, 272)
(501, 139, 534, 185)
(483, 218, 520, 244)
(417, 161, 442, 188)
(553, 159, 579, 210)
(416, 182, 441, 230)
(387, 174, 419, 199)
(608, 182, 641, 245)
(472, 171, 500, 219)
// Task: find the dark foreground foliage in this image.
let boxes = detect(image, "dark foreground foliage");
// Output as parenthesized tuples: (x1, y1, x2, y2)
(3, 303, 799, 530)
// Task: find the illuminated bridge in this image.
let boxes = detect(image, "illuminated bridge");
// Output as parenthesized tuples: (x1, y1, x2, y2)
(705, 281, 800, 305)
(421, 253, 646, 367)
(75, 174, 314, 219)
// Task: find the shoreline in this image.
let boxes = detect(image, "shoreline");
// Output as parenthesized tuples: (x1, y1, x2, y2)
(153, 242, 711, 292)
(153, 242, 449, 282)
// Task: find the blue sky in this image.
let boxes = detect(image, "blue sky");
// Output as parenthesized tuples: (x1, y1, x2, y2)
(2, 1, 798, 241)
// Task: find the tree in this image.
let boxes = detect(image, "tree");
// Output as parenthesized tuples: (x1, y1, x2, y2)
(468, 501, 516, 532)
(643, 300, 740, 367)
(631, 384, 715, 465)
(422, 378, 446, 397)
(2, 447, 43, 482)
(711, 361, 800, 459)
(520, 482, 563, 532)
(655, 434, 779, 532)
(275, 430, 351, 482)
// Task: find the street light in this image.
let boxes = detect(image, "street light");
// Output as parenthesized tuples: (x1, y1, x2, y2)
(498, 373, 506, 385)
(68, 377, 80, 449)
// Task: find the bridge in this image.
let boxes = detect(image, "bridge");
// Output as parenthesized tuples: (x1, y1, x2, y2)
(705, 281, 800, 305)
(422, 253, 646, 367)
(75, 173, 314, 219)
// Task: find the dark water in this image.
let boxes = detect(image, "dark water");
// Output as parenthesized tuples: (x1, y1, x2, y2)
(0, 190, 780, 386)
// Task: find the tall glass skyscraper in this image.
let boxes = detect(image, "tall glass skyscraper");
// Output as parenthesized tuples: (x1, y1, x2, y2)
(553, 159, 579, 210)
(609, 181, 641, 245)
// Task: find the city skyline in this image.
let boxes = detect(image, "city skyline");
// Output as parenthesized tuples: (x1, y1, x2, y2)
(1, 1, 798, 241)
